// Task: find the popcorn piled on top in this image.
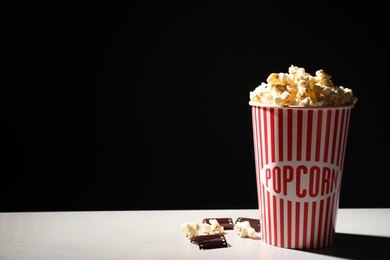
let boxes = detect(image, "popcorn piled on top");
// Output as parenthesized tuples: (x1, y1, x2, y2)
(249, 65, 358, 107)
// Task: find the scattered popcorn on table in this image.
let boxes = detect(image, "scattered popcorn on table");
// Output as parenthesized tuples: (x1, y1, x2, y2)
(202, 219, 224, 234)
(181, 222, 200, 239)
(233, 221, 256, 239)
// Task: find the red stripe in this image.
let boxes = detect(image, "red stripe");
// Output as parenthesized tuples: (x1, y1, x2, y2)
(273, 195, 278, 246)
(252, 108, 261, 199)
(315, 110, 323, 162)
(306, 110, 313, 161)
(340, 109, 351, 170)
(330, 109, 340, 164)
(327, 194, 336, 246)
(256, 108, 263, 215)
(295, 202, 300, 248)
(287, 200, 292, 248)
(323, 196, 331, 247)
(336, 109, 346, 167)
(258, 109, 263, 174)
(323, 110, 333, 162)
(261, 184, 266, 241)
(303, 202, 309, 249)
(310, 201, 317, 248)
(280, 198, 285, 247)
(263, 108, 269, 165)
(267, 190, 272, 244)
(270, 108, 276, 163)
(258, 108, 264, 169)
(252, 107, 258, 170)
(317, 199, 324, 248)
(333, 192, 339, 245)
(287, 109, 293, 161)
(278, 108, 284, 161)
(296, 110, 303, 161)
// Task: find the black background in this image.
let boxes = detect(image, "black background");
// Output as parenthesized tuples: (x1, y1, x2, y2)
(2, 2, 389, 211)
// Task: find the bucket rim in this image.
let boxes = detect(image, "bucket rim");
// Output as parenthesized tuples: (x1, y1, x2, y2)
(249, 102, 355, 109)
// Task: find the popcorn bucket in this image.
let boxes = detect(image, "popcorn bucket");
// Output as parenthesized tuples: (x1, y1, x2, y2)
(251, 104, 354, 249)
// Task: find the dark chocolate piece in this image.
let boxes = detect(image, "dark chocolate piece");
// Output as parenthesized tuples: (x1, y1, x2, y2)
(190, 234, 229, 250)
(235, 217, 261, 232)
(202, 218, 234, 230)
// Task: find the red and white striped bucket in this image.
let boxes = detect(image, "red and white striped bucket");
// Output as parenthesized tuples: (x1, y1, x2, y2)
(251, 105, 353, 249)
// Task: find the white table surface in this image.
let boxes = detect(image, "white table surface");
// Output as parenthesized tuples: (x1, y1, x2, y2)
(1, 208, 389, 260)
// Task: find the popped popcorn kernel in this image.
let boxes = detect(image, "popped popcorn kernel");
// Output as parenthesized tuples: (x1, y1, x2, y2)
(233, 221, 256, 239)
(180, 222, 200, 239)
(202, 219, 224, 235)
(249, 65, 358, 107)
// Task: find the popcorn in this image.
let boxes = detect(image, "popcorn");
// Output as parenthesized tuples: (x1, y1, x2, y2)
(202, 219, 224, 235)
(180, 222, 200, 239)
(233, 221, 256, 239)
(249, 65, 358, 107)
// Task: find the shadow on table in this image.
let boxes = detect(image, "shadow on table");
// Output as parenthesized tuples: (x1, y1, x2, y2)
(304, 232, 390, 259)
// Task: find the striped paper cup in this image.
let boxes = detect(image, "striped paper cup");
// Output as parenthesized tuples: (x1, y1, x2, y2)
(251, 104, 354, 249)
